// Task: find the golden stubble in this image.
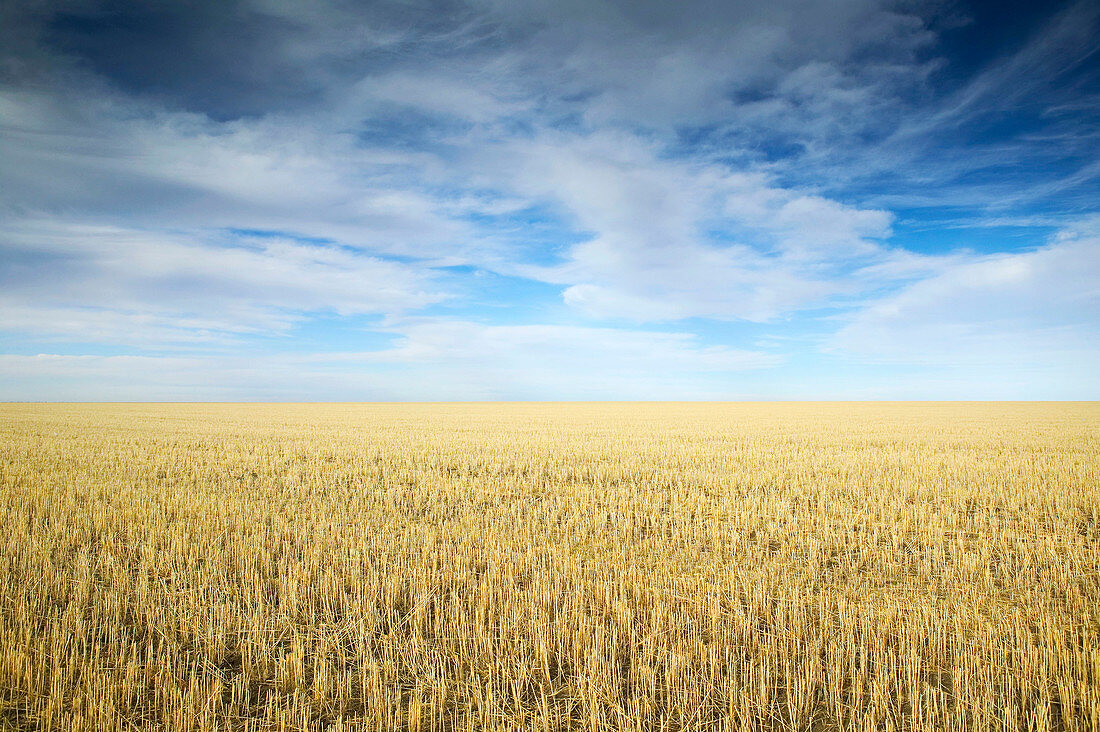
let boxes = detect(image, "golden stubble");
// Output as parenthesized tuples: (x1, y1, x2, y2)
(0, 402, 1097, 730)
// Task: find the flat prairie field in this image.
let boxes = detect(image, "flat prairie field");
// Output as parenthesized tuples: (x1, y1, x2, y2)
(0, 403, 1098, 731)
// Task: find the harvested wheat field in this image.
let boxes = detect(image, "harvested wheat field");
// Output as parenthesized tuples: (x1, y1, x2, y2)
(0, 402, 1098, 731)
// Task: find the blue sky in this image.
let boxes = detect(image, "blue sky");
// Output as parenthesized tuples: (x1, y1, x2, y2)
(0, 0, 1097, 400)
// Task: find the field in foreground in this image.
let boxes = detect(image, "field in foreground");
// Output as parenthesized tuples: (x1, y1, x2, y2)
(0, 402, 1098, 731)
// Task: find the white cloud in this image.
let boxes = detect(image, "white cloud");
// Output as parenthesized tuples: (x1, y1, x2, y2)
(485, 131, 895, 321)
(0, 320, 781, 400)
(830, 227, 1100, 383)
(0, 221, 445, 343)
(0, 87, 471, 259)
(361, 319, 779, 369)
(0, 307, 261, 346)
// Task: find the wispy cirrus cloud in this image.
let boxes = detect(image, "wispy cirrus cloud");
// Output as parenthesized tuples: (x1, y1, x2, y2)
(0, 321, 780, 400)
(0, 221, 445, 345)
(831, 221, 1100, 370)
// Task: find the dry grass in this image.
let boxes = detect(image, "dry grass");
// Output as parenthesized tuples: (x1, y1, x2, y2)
(0, 402, 1097, 731)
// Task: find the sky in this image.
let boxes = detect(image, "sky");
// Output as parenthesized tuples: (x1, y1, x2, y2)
(0, 0, 1097, 400)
